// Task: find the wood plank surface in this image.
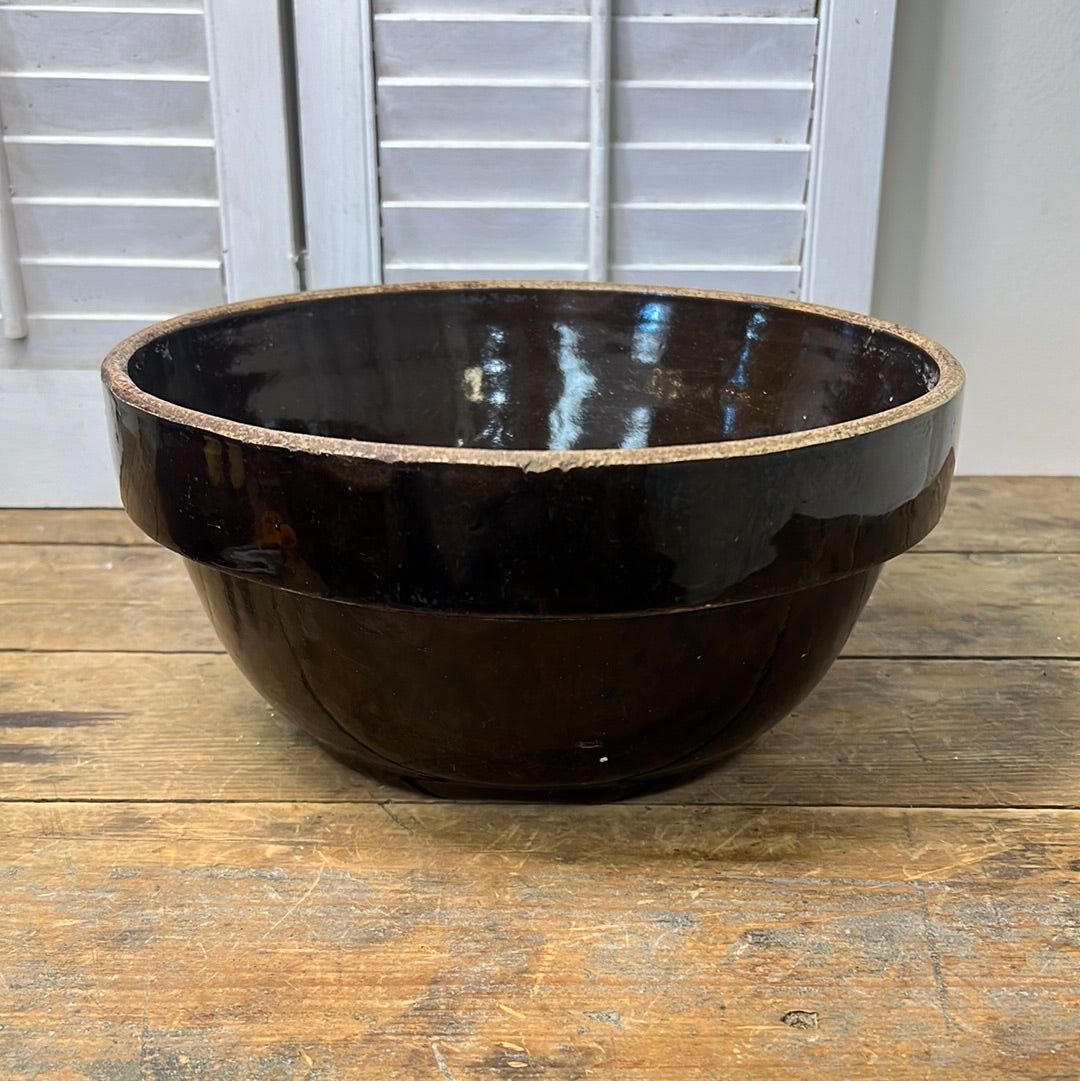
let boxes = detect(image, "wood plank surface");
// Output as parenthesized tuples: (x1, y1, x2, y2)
(847, 552, 1080, 658)
(2, 481, 1078, 1080)
(0, 543, 219, 653)
(920, 475, 1080, 553)
(2, 542, 1077, 657)
(1, 801, 1077, 1080)
(2, 651, 1078, 808)
(0, 507, 148, 546)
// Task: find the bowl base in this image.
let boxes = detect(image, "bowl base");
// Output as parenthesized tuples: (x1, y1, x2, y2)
(319, 740, 736, 803)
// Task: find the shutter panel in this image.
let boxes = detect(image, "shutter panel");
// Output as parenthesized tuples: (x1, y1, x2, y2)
(373, 4, 594, 283)
(0, 4, 222, 364)
(0, 1, 298, 504)
(296, 0, 892, 306)
(291, 2, 882, 304)
(0, 1, 298, 368)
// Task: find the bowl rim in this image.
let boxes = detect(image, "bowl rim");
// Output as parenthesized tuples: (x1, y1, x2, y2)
(101, 281, 964, 471)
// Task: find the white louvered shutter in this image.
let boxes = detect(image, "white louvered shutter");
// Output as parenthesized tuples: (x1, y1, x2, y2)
(0, 0, 298, 504)
(294, 0, 895, 307)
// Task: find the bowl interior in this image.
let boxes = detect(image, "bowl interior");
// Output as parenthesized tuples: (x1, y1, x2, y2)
(128, 286, 941, 451)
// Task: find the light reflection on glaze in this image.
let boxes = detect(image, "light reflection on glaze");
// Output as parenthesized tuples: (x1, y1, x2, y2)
(620, 405, 653, 450)
(722, 309, 768, 437)
(475, 327, 510, 447)
(548, 322, 596, 450)
(619, 301, 673, 448)
(631, 302, 670, 367)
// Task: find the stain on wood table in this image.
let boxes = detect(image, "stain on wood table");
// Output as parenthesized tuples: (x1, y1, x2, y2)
(1, 477, 1078, 1079)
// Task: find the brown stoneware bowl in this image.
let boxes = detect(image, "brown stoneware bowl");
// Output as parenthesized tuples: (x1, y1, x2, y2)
(102, 283, 963, 800)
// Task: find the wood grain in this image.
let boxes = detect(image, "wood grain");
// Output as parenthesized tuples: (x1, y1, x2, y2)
(0, 651, 378, 802)
(0, 544, 217, 652)
(850, 552, 1080, 657)
(3, 541, 1077, 657)
(1, 801, 1077, 1080)
(0, 508, 149, 546)
(920, 475, 1080, 553)
(2, 651, 1078, 808)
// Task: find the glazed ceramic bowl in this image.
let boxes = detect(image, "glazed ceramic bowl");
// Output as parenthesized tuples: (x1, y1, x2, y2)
(102, 283, 963, 799)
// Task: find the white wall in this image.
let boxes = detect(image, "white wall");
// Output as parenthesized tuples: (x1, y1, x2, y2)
(873, 0, 1080, 475)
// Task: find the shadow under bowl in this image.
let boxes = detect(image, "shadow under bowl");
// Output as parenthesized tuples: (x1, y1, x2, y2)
(102, 283, 963, 800)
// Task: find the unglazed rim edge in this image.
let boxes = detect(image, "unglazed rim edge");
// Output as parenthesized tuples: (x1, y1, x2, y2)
(101, 280, 965, 472)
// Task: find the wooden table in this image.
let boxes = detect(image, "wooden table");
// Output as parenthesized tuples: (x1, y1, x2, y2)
(1, 477, 1078, 1079)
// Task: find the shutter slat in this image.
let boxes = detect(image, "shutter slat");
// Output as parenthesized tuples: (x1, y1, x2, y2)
(618, 1, 813, 12)
(374, 1, 815, 13)
(9, 1, 202, 8)
(374, 17, 589, 80)
(0, 9, 207, 76)
(376, 1, 588, 12)
(13, 202, 220, 262)
(377, 84, 588, 141)
(379, 145, 588, 202)
(611, 265, 801, 295)
(614, 18, 817, 82)
(611, 206, 804, 264)
(19, 263, 222, 314)
(0, 76, 212, 138)
(0, 317, 162, 370)
(381, 206, 589, 264)
(3, 141, 217, 199)
(614, 85, 812, 143)
(613, 145, 809, 203)
(384, 264, 587, 283)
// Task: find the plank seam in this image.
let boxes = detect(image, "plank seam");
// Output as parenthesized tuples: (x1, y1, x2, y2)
(2, 649, 1079, 663)
(2, 798, 1079, 811)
